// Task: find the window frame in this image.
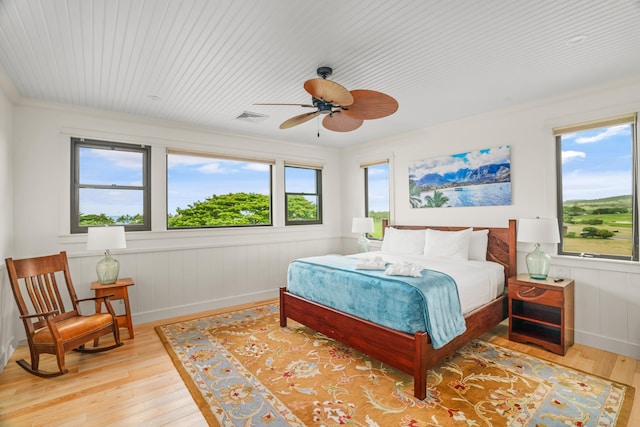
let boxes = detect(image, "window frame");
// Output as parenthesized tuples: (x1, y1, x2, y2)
(554, 114, 639, 261)
(363, 160, 390, 240)
(166, 150, 274, 229)
(70, 137, 151, 234)
(284, 165, 323, 226)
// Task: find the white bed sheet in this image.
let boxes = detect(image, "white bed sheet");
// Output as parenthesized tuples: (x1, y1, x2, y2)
(350, 251, 505, 315)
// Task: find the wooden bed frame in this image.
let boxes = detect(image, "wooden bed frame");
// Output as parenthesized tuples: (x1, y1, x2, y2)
(279, 219, 517, 400)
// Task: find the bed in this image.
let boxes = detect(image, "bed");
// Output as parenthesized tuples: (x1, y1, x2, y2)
(279, 219, 517, 400)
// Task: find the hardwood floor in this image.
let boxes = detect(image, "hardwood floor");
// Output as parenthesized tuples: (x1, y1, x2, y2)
(1, 299, 637, 426)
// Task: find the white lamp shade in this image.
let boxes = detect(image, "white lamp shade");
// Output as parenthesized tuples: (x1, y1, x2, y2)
(87, 226, 127, 250)
(517, 218, 560, 244)
(352, 217, 374, 233)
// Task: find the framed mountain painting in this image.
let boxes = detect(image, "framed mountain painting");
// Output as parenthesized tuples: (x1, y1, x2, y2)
(409, 146, 511, 208)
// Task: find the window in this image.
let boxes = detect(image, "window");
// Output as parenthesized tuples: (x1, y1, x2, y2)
(555, 113, 638, 260)
(71, 138, 151, 233)
(284, 165, 322, 225)
(363, 161, 390, 239)
(167, 150, 272, 228)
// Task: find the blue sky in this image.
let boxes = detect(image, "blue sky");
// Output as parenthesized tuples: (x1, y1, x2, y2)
(367, 163, 389, 212)
(79, 147, 144, 217)
(560, 124, 632, 201)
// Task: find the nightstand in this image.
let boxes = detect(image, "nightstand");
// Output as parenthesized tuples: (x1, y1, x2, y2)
(508, 273, 574, 355)
(91, 278, 135, 343)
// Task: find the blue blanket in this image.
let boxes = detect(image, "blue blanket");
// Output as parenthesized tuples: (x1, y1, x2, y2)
(287, 255, 466, 349)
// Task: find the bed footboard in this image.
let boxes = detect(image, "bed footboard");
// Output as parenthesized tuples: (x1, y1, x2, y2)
(281, 287, 429, 399)
(279, 219, 514, 400)
(280, 287, 507, 400)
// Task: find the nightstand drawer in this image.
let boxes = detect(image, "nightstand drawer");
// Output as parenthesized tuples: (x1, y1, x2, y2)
(508, 274, 574, 355)
(509, 283, 562, 306)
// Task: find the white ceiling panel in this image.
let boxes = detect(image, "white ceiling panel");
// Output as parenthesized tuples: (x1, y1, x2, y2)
(0, 0, 639, 147)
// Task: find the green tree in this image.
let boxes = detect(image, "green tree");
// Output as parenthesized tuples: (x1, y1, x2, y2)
(596, 229, 614, 239)
(80, 213, 115, 226)
(581, 226, 599, 238)
(116, 214, 144, 224)
(424, 190, 449, 208)
(564, 205, 586, 216)
(168, 192, 270, 228)
(409, 181, 423, 208)
(287, 195, 318, 221)
(584, 218, 603, 225)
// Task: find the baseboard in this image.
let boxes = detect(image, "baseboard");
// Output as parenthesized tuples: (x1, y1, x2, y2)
(575, 330, 640, 361)
(132, 289, 279, 325)
(0, 337, 18, 373)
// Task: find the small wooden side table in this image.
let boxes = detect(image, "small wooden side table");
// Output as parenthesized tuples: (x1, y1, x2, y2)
(91, 277, 135, 342)
(508, 274, 574, 355)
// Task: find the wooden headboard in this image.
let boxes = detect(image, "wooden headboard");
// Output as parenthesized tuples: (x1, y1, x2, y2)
(381, 219, 517, 282)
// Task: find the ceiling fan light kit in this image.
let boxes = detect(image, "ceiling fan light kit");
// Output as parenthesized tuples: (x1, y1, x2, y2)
(256, 66, 398, 133)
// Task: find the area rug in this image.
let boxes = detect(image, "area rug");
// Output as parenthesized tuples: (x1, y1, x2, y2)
(156, 303, 634, 426)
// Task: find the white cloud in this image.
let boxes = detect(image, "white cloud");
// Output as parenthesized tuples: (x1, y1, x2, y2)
(465, 146, 510, 168)
(244, 163, 270, 172)
(410, 146, 510, 179)
(575, 125, 629, 144)
(561, 150, 586, 164)
(167, 154, 270, 174)
(86, 149, 141, 169)
(197, 162, 227, 174)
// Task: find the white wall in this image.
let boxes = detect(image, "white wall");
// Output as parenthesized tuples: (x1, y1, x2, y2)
(2, 75, 640, 372)
(341, 76, 640, 359)
(0, 82, 17, 370)
(3, 103, 344, 353)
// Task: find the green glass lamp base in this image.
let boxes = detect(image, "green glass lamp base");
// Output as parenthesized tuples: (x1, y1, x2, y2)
(526, 244, 551, 280)
(357, 234, 370, 253)
(96, 251, 120, 285)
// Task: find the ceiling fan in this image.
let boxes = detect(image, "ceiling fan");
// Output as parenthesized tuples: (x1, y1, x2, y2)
(255, 66, 398, 132)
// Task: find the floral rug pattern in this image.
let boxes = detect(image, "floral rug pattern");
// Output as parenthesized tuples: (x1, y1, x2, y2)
(156, 303, 633, 426)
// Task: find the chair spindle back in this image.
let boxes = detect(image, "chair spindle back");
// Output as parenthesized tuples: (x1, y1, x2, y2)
(7, 251, 80, 330)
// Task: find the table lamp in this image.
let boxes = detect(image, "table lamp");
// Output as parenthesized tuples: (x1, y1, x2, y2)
(352, 217, 374, 252)
(517, 217, 560, 280)
(87, 225, 127, 284)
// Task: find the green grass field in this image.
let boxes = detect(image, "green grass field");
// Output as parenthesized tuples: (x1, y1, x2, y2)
(563, 196, 633, 256)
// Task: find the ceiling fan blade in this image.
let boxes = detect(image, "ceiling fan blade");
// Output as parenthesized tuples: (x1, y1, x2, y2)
(304, 78, 354, 106)
(322, 111, 363, 132)
(254, 103, 315, 108)
(280, 111, 321, 129)
(342, 90, 398, 120)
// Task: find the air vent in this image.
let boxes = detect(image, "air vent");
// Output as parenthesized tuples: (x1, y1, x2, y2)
(236, 111, 269, 122)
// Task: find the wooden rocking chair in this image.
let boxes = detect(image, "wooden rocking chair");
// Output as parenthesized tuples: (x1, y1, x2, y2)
(5, 251, 123, 377)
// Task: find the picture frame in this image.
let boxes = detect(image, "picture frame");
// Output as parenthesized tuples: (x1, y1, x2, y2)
(408, 146, 511, 208)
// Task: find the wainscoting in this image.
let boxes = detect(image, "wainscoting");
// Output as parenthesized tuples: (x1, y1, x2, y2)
(68, 236, 344, 325)
(549, 255, 640, 360)
(0, 265, 19, 370)
(0, 233, 344, 371)
(1, 238, 638, 373)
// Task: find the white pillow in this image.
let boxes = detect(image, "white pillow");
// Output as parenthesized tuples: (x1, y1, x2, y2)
(381, 228, 426, 255)
(469, 229, 489, 261)
(423, 228, 472, 261)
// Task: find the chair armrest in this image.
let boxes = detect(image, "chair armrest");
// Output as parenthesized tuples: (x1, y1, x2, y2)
(78, 294, 119, 318)
(20, 310, 59, 320)
(76, 294, 115, 303)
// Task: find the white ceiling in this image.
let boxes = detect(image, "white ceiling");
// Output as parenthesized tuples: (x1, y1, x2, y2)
(1, 0, 640, 147)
